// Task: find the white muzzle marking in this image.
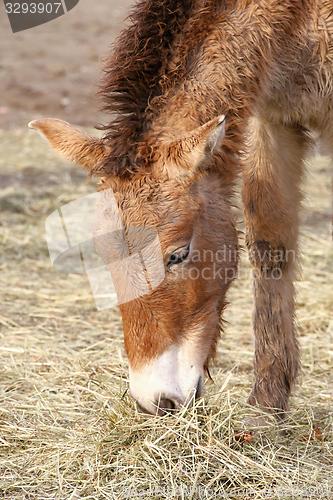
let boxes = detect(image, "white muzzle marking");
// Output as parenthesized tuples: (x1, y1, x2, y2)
(129, 336, 207, 414)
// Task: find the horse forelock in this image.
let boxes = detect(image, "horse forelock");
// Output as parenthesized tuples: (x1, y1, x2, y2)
(99, 0, 229, 178)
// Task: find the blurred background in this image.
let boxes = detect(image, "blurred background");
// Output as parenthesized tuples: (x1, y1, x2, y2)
(0, 0, 132, 129)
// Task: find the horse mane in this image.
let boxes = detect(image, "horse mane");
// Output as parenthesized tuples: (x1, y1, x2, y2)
(99, 0, 225, 177)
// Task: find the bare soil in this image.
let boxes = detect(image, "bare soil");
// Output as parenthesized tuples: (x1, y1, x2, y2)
(0, 0, 132, 129)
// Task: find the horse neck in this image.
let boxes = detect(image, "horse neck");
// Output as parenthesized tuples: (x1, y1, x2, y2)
(150, 0, 311, 140)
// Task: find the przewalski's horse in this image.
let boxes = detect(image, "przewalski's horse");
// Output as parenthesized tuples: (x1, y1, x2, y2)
(30, 0, 333, 417)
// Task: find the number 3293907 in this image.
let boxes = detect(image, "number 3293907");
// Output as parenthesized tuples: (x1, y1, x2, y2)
(5, 2, 63, 15)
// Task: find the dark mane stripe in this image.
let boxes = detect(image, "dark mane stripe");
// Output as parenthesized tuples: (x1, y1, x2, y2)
(99, 0, 195, 176)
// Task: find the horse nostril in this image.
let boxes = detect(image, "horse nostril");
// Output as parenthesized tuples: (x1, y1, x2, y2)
(157, 398, 177, 413)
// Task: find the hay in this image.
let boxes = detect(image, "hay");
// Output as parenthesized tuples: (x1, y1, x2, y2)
(0, 129, 332, 499)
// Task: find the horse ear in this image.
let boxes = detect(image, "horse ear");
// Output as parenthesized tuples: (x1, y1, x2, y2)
(28, 118, 111, 174)
(164, 115, 226, 176)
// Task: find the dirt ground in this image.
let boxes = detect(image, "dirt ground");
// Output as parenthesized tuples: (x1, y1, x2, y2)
(0, 1, 332, 498)
(0, 0, 132, 130)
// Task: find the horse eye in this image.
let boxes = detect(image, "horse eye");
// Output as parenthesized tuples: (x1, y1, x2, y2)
(167, 244, 190, 269)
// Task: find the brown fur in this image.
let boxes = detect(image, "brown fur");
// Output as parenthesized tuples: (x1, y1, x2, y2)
(31, 0, 333, 415)
(29, 119, 111, 172)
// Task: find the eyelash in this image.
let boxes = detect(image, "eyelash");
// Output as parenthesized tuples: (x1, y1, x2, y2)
(167, 244, 190, 269)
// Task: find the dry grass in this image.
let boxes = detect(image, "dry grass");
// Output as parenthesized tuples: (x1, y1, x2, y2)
(0, 129, 332, 499)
